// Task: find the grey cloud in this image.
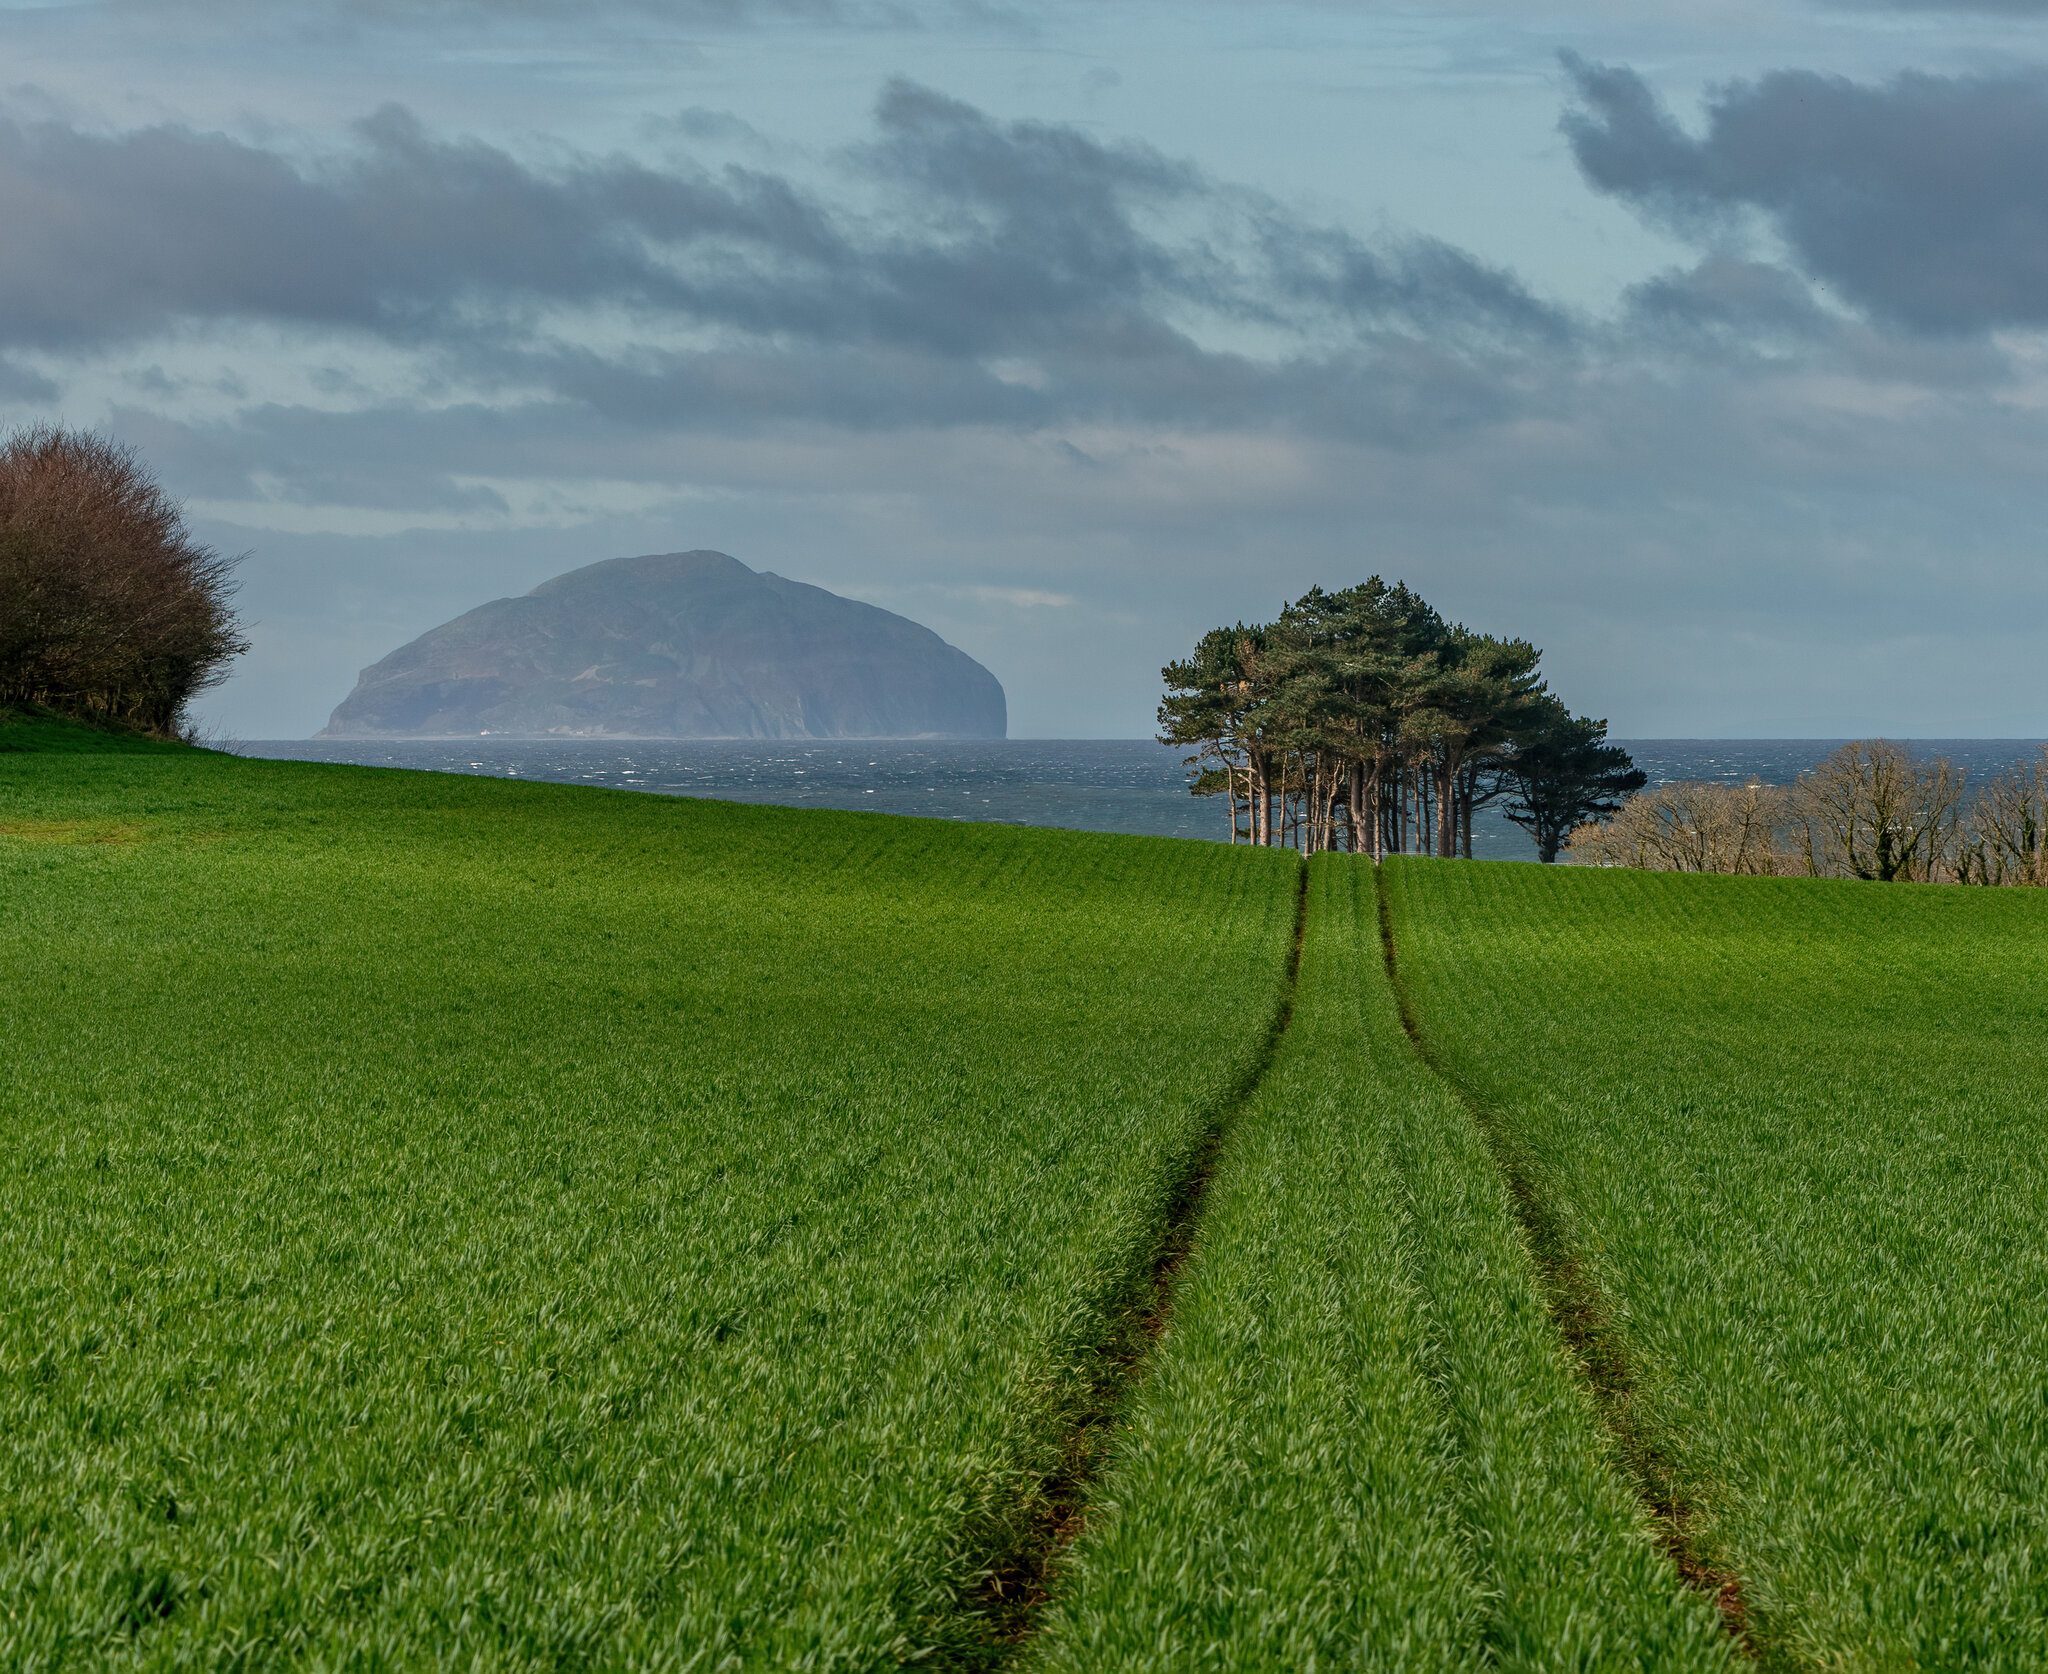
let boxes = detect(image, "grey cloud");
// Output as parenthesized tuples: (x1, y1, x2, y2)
(849, 82, 1574, 355)
(851, 80, 1211, 353)
(0, 103, 846, 350)
(1266, 222, 1573, 345)
(99, 0, 884, 23)
(106, 402, 518, 513)
(126, 366, 187, 398)
(1624, 257, 1833, 340)
(0, 81, 1567, 435)
(851, 84, 1571, 348)
(1818, 0, 2048, 11)
(58, 0, 1027, 54)
(1558, 57, 1714, 217)
(529, 344, 1056, 432)
(656, 109, 776, 147)
(1619, 255, 2015, 391)
(121, 333, 1529, 522)
(122, 364, 251, 400)
(135, 261, 2032, 538)
(534, 338, 1524, 446)
(0, 359, 56, 402)
(1563, 56, 2048, 335)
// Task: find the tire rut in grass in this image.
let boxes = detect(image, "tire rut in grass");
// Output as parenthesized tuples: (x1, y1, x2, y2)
(1370, 863, 1760, 1661)
(940, 860, 1311, 1666)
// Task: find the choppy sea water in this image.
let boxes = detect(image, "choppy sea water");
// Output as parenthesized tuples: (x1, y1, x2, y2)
(238, 738, 2048, 861)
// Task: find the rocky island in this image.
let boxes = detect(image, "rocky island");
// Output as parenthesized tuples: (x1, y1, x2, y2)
(320, 550, 1006, 739)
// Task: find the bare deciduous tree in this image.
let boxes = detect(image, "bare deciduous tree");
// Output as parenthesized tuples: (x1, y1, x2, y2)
(0, 427, 245, 734)
(1961, 748, 2048, 886)
(1791, 741, 1965, 883)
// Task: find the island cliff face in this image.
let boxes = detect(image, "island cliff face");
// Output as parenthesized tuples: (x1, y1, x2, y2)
(320, 551, 1007, 740)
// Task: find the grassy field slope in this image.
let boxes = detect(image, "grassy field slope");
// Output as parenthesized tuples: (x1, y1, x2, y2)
(0, 730, 1297, 1668)
(0, 706, 190, 754)
(1385, 859, 2048, 1671)
(1028, 858, 1733, 1673)
(20, 725, 2042, 1670)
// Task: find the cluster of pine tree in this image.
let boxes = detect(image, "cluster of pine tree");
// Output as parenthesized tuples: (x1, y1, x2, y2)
(1159, 577, 1642, 860)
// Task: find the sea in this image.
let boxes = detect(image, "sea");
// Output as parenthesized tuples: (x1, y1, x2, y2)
(237, 738, 2048, 862)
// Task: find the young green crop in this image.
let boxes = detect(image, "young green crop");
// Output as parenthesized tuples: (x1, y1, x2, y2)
(1027, 857, 1732, 1672)
(0, 732, 1298, 1667)
(34, 727, 2030, 1669)
(1384, 857, 2048, 1669)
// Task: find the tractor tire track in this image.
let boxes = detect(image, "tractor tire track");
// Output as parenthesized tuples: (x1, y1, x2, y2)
(936, 858, 1311, 1666)
(1370, 862, 1761, 1661)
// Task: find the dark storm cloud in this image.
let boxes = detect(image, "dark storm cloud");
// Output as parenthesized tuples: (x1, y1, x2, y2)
(0, 81, 1564, 381)
(1562, 55, 2048, 335)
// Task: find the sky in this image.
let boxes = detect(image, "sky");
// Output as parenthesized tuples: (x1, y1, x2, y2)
(5, 0, 2048, 738)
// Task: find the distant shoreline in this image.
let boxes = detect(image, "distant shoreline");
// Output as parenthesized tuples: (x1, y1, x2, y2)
(229, 737, 2048, 861)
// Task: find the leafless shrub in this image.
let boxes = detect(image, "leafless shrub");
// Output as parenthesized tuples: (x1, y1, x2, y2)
(1566, 743, 2048, 887)
(1567, 779, 1791, 874)
(0, 426, 246, 735)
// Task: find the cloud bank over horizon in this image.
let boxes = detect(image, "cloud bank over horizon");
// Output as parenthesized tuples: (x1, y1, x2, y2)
(5, 0, 2048, 738)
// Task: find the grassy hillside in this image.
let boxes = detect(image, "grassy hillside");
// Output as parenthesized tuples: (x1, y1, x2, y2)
(0, 725, 1298, 1666)
(0, 705, 189, 754)
(1384, 859, 2048, 1671)
(16, 719, 2048, 1669)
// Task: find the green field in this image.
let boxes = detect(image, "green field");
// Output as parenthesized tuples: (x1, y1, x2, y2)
(8, 723, 2048, 1668)
(1027, 861, 1731, 1673)
(1383, 860, 2048, 1671)
(0, 728, 1297, 1665)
